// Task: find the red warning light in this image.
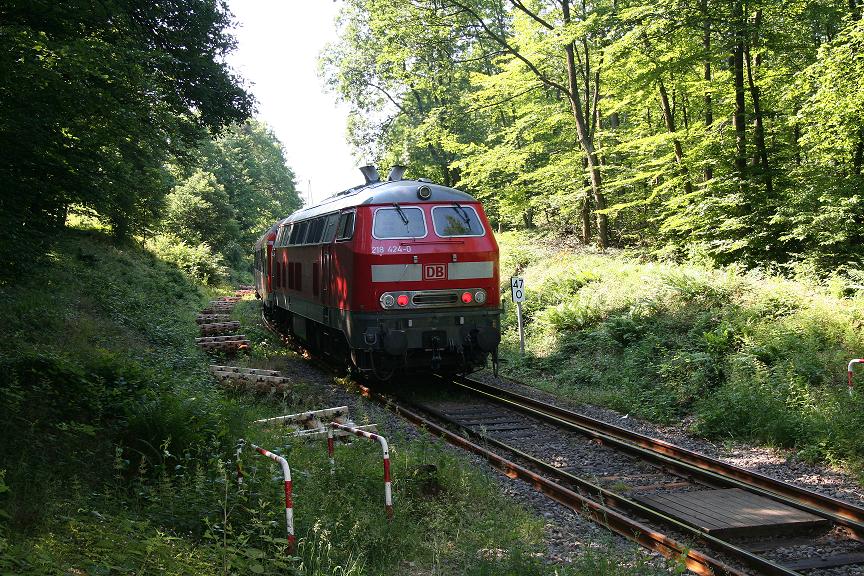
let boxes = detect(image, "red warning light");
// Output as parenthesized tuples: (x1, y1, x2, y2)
(397, 294, 410, 307)
(461, 292, 473, 304)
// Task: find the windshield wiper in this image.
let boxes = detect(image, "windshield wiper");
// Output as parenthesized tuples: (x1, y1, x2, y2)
(393, 203, 409, 225)
(453, 203, 471, 225)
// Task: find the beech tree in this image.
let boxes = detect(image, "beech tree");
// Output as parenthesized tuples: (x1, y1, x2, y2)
(0, 0, 252, 258)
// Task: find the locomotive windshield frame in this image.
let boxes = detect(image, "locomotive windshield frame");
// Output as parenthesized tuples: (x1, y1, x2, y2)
(431, 204, 486, 237)
(372, 206, 428, 240)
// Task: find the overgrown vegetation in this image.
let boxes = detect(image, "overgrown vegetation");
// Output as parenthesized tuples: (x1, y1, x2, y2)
(0, 227, 663, 574)
(498, 231, 864, 474)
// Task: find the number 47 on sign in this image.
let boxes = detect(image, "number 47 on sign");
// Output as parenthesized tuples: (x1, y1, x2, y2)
(510, 277, 525, 302)
(510, 277, 526, 354)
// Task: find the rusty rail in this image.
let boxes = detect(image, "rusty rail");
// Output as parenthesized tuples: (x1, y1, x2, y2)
(455, 375, 864, 539)
(358, 384, 765, 576)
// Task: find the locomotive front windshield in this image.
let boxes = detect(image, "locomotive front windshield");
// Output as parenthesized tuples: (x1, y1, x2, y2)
(432, 204, 485, 237)
(373, 206, 427, 239)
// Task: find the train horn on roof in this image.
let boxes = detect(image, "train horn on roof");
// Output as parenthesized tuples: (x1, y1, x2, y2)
(387, 165, 407, 182)
(360, 165, 381, 184)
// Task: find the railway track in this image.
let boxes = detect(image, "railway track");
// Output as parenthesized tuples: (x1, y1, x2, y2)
(259, 311, 864, 574)
(453, 374, 864, 535)
(371, 375, 864, 575)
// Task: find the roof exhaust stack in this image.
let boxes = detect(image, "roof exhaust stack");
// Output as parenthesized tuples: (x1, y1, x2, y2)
(387, 165, 407, 181)
(359, 165, 381, 184)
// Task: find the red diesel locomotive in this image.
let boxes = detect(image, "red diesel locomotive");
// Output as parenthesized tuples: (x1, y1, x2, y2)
(253, 166, 501, 378)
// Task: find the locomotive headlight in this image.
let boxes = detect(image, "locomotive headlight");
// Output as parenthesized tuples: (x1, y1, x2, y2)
(474, 289, 487, 304)
(381, 293, 396, 308)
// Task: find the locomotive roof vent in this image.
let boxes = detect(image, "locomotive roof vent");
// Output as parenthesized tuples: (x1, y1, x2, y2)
(387, 165, 407, 181)
(359, 165, 381, 184)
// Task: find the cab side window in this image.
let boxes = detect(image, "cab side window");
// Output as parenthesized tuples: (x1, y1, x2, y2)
(322, 213, 339, 243)
(336, 211, 355, 241)
(306, 217, 325, 244)
(289, 222, 302, 245)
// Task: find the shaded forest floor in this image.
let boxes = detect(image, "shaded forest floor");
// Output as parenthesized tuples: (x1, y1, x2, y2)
(496, 230, 864, 481)
(0, 228, 665, 575)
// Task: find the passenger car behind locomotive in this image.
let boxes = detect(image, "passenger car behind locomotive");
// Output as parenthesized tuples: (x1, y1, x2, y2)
(253, 166, 501, 379)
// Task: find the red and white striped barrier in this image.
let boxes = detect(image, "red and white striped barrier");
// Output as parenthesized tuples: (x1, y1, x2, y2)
(255, 406, 377, 439)
(329, 422, 393, 520)
(847, 359, 864, 395)
(250, 443, 295, 552)
(327, 428, 336, 474)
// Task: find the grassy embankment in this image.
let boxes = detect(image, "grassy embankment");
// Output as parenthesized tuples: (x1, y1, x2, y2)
(497, 231, 864, 476)
(0, 228, 665, 575)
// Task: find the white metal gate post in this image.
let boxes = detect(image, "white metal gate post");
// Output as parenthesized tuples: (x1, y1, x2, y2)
(327, 427, 335, 474)
(848, 359, 864, 396)
(250, 443, 296, 552)
(329, 422, 393, 520)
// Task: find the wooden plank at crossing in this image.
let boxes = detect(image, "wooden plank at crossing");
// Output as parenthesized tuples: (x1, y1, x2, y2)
(635, 488, 829, 537)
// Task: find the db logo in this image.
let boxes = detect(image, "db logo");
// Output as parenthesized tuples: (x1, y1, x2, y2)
(424, 264, 446, 280)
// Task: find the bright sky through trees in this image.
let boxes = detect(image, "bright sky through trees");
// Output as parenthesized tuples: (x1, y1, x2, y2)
(226, 1, 358, 205)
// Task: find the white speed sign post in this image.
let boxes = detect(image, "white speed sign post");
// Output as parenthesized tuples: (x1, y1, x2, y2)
(511, 277, 526, 355)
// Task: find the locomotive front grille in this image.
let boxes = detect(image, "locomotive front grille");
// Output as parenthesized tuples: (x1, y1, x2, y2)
(379, 287, 488, 310)
(412, 291, 458, 306)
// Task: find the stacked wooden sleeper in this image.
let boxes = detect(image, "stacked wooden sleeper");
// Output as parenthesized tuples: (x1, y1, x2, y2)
(195, 295, 248, 352)
(197, 313, 231, 325)
(209, 365, 290, 395)
(199, 321, 241, 336)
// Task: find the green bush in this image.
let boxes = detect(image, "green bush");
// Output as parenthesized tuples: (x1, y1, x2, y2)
(148, 234, 227, 285)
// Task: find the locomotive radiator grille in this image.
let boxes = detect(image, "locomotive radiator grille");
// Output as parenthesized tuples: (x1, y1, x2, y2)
(412, 291, 458, 306)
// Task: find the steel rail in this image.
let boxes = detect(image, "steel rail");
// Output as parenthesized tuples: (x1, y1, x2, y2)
(414, 400, 803, 576)
(359, 385, 752, 576)
(455, 375, 864, 539)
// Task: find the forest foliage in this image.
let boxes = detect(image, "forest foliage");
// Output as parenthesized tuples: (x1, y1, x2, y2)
(323, 0, 864, 272)
(157, 120, 303, 281)
(0, 0, 300, 280)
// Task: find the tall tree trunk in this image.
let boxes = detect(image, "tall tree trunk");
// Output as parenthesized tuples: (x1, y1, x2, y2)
(581, 202, 591, 243)
(745, 9, 773, 195)
(732, 0, 747, 181)
(563, 0, 608, 248)
(582, 165, 592, 244)
(793, 120, 802, 166)
(702, 0, 714, 181)
(448, 0, 607, 246)
(658, 80, 694, 195)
